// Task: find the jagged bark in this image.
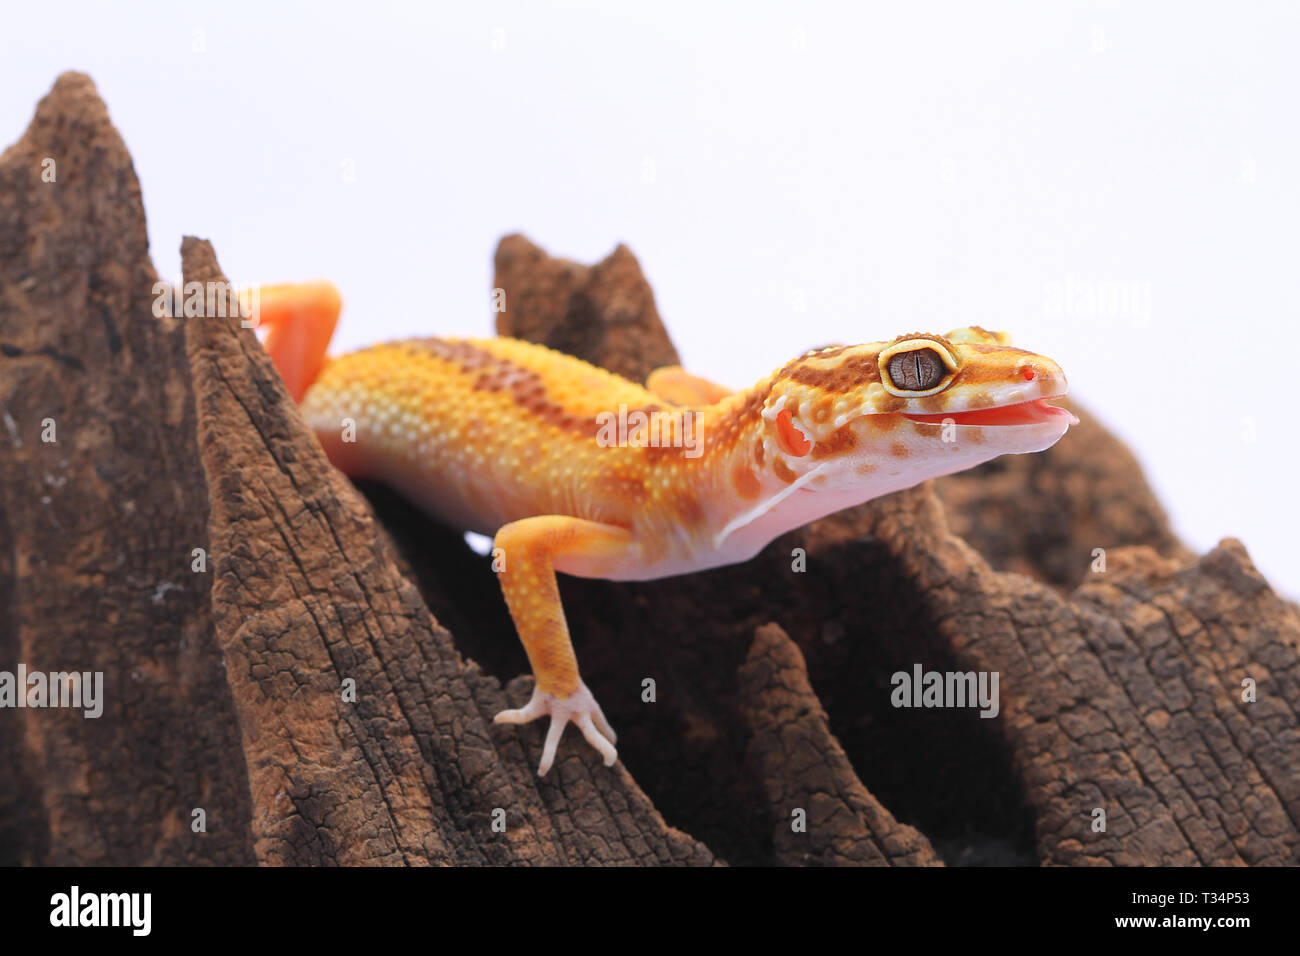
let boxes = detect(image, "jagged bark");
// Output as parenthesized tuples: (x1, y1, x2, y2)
(0, 72, 253, 865)
(493, 233, 680, 382)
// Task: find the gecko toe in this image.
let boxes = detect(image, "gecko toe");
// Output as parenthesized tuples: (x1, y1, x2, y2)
(589, 701, 617, 746)
(498, 681, 621, 776)
(538, 714, 569, 776)
(494, 686, 548, 725)
(576, 713, 619, 766)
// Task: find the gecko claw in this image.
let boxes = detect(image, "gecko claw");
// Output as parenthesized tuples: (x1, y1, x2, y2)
(495, 681, 618, 776)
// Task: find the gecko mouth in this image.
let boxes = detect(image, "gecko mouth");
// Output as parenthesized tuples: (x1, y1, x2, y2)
(902, 396, 1078, 427)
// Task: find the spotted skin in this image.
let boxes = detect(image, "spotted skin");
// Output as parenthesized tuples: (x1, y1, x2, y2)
(262, 284, 1076, 775)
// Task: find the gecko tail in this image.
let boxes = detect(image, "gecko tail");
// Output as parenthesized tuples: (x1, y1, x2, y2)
(249, 281, 342, 403)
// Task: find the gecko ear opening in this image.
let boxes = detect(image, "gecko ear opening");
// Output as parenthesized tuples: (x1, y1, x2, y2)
(775, 408, 813, 457)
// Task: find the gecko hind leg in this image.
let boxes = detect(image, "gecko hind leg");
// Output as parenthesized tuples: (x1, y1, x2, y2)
(247, 281, 342, 402)
(645, 365, 734, 406)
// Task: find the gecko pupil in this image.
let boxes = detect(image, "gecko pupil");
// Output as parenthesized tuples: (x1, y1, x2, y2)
(887, 348, 946, 390)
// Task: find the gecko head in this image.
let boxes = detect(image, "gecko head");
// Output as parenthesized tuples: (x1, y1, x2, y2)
(752, 327, 1077, 496)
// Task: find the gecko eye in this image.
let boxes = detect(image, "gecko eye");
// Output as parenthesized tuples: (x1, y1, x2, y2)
(878, 338, 960, 397)
(886, 350, 946, 390)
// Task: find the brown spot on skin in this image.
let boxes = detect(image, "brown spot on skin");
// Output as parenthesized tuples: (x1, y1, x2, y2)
(967, 392, 995, 409)
(772, 458, 797, 484)
(753, 439, 765, 466)
(810, 397, 833, 424)
(876, 394, 907, 414)
(948, 365, 1002, 386)
(919, 393, 948, 412)
(867, 414, 901, 432)
(418, 339, 588, 434)
(707, 386, 774, 454)
(417, 337, 495, 370)
(642, 443, 673, 464)
(627, 402, 668, 419)
(890, 442, 909, 459)
(733, 463, 762, 499)
(855, 461, 876, 475)
(786, 354, 881, 393)
(811, 425, 858, 460)
(673, 491, 706, 526)
(643, 439, 706, 465)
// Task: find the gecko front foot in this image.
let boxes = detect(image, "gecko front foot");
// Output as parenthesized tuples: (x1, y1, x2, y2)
(494, 680, 618, 776)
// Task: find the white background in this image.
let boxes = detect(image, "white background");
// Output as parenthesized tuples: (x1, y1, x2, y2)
(3, 2, 1296, 595)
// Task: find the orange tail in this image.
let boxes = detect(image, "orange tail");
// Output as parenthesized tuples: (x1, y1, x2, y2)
(248, 282, 342, 403)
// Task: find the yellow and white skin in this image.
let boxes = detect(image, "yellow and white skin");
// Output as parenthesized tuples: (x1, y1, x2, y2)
(253, 283, 1076, 774)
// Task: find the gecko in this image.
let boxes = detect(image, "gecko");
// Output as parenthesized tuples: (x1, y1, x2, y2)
(251, 281, 1076, 775)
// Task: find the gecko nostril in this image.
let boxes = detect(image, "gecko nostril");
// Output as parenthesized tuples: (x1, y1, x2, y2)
(1021, 367, 1037, 382)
